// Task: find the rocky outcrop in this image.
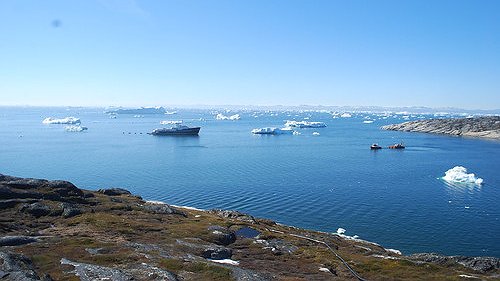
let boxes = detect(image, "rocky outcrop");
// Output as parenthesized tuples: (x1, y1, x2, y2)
(381, 116, 500, 139)
(409, 253, 500, 273)
(1, 173, 499, 280)
(0, 251, 44, 280)
(98, 188, 132, 196)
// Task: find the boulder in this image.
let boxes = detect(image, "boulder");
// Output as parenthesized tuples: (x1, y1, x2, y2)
(0, 251, 41, 280)
(98, 188, 132, 196)
(60, 203, 82, 218)
(207, 225, 236, 246)
(176, 239, 232, 260)
(142, 202, 186, 216)
(20, 202, 51, 217)
(208, 209, 256, 223)
(0, 236, 37, 247)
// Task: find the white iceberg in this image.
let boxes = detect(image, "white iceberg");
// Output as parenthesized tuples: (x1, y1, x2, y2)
(336, 228, 346, 234)
(312, 132, 320, 136)
(442, 166, 483, 185)
(215, 113, 241, 120)
(251, 127, 294, 135)
(363, 120, 374, 124)
(64, 125, 88, 132)
(42, 117, 81, 124)
(340, 113, 352, 118)
(284, 120, 326, 128)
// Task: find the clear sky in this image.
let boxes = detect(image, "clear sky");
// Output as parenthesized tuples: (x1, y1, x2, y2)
(1, 0, 499, 109)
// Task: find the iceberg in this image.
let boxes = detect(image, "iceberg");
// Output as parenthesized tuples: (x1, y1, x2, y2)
(442, 166, 483, 185)
(64, 125, 88, 132)
(340, 113, 352, 118)
(160, 120, 183, 125)
(284, 120, 326, 128)
(312, 132, 320, 136)
(363, 120, 374, 124)
(215, 113, 241, 120)
(42, 117, 81, 125)
(251, 127, 294, 135)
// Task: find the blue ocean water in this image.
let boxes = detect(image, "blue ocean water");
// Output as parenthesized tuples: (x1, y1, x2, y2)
(1, 106, 499, 257)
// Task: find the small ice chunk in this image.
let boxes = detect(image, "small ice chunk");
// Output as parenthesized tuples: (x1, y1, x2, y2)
(312, 132, 320, 136)
(363, 120, 374, 124)
(43, 117, 80, 124)
(215, 113, 240, 120)
(442, 166, 483, 185)
(319, 267, 331, 273)
(64, 125, 88, 132)
(340, 113, 352, 118)
(208, 259, 239, 265)
(336, 228, 346, 234)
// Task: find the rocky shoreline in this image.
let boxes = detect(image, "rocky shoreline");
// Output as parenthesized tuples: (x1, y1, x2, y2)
(1, 174, 499, 280)
(381, 116, 500, 140)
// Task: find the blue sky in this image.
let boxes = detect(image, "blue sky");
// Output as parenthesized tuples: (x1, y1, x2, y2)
(1, 0, 499, 109)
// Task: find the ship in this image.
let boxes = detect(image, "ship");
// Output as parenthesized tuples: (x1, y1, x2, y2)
(150, 124, 200, 136)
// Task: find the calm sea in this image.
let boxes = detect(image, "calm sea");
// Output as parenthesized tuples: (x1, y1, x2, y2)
(1, 106, 499, 257)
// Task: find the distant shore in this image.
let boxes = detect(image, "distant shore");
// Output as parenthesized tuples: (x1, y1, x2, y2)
(382, 116, 500, 140)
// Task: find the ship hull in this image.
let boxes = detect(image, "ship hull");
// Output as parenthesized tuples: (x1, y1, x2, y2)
(151, 127, 200, 136)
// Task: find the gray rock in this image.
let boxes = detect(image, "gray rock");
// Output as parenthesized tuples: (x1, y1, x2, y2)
(61, 258, 133, 281)
(207, 225, 236, 246)
(256, 238, 298, 255)
(142, 202, 186, 216)
(0, 236, 37, 247)
(97, 188, 132, 196)
(176, 239, 232, 260)
(208, 209, 256, 223)
(60, 203, 82, 218)
(382, 116, 500, 140)
(0, 251, 41, 280)
(409, 253, 500, 272)
(0, 199, 38, 209)
(20, 202, 51, 217)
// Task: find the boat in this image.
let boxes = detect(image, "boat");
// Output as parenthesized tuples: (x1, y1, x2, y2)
(370, 143, 382, 149)
(388, 143, 405, 149)
(150, 124, 200, 136)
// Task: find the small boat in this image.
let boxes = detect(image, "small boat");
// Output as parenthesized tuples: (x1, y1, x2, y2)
(150, 124, 200, 136)
(370, 143, 382, 150)
(388, 143, 405, 149)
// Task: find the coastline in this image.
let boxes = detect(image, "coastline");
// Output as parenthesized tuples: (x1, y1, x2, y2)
(382, 116, 500, 140)
(1, 173, 499, 280)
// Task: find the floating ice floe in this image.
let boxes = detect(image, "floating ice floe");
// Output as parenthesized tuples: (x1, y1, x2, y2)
(64, 125, 88, 132)
(312, 132, 320, 136)
(165, 111, 177, 115)
(215, 113, 241, 120)
(251, 127, 294, 135)
(442, 166, 483, 185)
(160, 120, 183, 125)
(42, 117, 80, 124)
(340, 113, 352, 118)
(284, 120, 326, 128)
(363, 120, 374, 124)
(208, 259, 240, 266)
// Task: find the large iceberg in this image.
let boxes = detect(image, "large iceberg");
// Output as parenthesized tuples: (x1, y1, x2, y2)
(251, 127, 294, 135)
(284, 120, 326, 128)
(42, 117, 81, 124)
(215, 113, 241, 120)
(442, 166, 483, 185)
